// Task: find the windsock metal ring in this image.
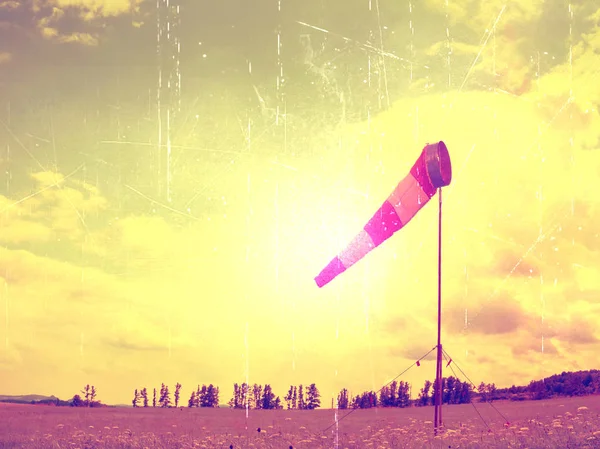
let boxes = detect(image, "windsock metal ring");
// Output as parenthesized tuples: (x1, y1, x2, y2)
(314, 141, 452, 288)
(424, 141, 452, 189)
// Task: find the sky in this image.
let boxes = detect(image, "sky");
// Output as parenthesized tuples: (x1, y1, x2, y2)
(0, 0, 599, 408)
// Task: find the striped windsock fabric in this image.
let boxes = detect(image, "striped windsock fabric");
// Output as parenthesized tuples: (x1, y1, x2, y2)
(315, 141, 452, 288)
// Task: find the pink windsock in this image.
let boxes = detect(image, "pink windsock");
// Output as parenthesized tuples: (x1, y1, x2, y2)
(315, 141, 452, 288)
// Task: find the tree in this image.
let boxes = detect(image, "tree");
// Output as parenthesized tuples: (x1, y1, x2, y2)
(198, 385, 208, 407)
(460, 381, 472, 404)
(229, 384, 240, 409)
(285, 386, 293, 409)
(261, 384, 276, 410)
(188, 391, 196, 408)
(205, 384, 219, 407)
(389, 381, 398, 407)
(292, 386, 297, 410)
(81, 385, 91, 407)
(478, 382, 488, 402)
(90, 386, 97, 406)
(153, 388, 157, 407)
(452, 379, 463, 404)
(368, 391, 378, 408)
(528, 380, 549, 400)
(71, 394, 85, 407)
(160, 383, 171, 408)
(306, 384, 321, 410)
(141, 388, 148, 407)
(174, 383, 182, 408)
(132, 389, 140, 408)
(397, 381, 410, 408)
(444, 377, 456, 405)
(240, 383, 249, 409)
(418, 380, 432, 406)
(379, 385, 389, 407)
(337, 388, 349, 409)
(214, 386, 220, 407)
(298, 385, 305, 410)
(488, 383, 497, 402)
(229, 383, 247, 409)
(159, 384, 165, 406)
(253, 384, 263, 410)
(355, 391, 377, 409)
(432, 378, 446, 406)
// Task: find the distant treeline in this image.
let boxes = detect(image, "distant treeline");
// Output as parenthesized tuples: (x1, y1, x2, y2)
(341, 369, 600, 409)
(4, 369, 600, 408)
(130, 382, 321, 410)
(500, 369, 600, 401)
(0, 397, 72, 406)
(132, 383, 221, 408)
(338, 377, 474, 409)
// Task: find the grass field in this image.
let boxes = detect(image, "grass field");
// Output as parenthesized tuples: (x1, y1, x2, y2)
(2, 395, 600, 448)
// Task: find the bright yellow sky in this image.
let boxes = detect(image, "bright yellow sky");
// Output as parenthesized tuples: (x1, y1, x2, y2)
(0, 0, 599, 407)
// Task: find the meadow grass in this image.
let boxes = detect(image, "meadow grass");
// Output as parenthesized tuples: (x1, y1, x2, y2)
(1, 395, 599, 448)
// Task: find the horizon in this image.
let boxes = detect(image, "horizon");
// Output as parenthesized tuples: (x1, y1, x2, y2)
(2, 367, 600, 407)
(0, 0, 599, 407)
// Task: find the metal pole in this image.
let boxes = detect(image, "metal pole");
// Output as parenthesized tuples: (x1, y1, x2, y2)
(434, 187, 443, 435)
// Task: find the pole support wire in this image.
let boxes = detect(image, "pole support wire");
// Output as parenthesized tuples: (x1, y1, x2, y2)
(322, 345, 437, 432)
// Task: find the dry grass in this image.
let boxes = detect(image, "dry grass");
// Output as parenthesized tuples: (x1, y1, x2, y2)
(1, 395, 600, 448)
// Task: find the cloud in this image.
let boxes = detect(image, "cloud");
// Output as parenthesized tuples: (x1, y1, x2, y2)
(389, 343, 437, 362)
(57, 31, 98, 45)
(512, 336, 559, 357)
(38, 0, 142, 19)
(0, 170, 108, 252)
(104, 335, 170, 352)
(490, 248, 540, 278)
(0, 343, 22, 369)
(445, 293, 528, 336)
(0, 1, 19, 9)
(558, 316, 598, 345)
(564, 285, 600, 304)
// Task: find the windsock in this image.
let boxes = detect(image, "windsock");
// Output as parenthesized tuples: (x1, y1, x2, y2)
(315, 141, 452, 288)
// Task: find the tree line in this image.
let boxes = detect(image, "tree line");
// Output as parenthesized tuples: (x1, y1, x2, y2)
(337, 378, 493, 409)
(336, 370, 600, 409)
(228, 383, 281, 410)
(129, 382, 321, 410)
(42, 369, 600, 409)
(72, 384, 104, 407)
(228, 383, 321, 410)
(132, 383, 220, 408)
(502, 369, 600, 401)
